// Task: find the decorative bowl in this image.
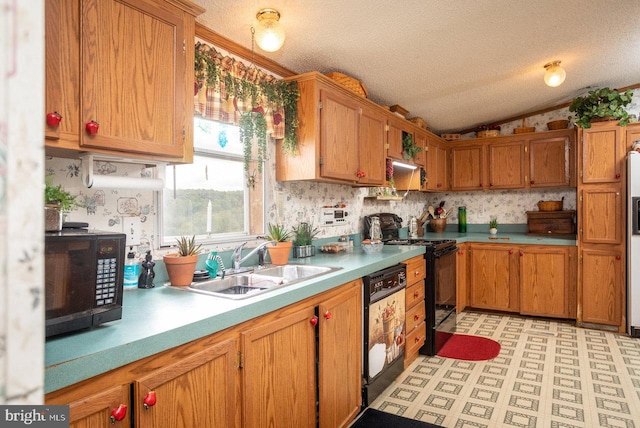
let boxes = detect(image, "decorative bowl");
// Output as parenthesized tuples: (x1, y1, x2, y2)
(362, 240, 384, 254)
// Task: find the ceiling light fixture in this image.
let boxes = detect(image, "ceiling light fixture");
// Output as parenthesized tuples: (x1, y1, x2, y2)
(254, 8, 285, 52)
(543, 61, 566, 87)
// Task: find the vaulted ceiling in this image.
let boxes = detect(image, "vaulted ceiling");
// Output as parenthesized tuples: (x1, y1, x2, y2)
(192, 0, 640, 134)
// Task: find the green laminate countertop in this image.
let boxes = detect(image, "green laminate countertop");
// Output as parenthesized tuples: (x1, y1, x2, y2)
(45, 245, 425, 394)
(419, 231, 577, 246)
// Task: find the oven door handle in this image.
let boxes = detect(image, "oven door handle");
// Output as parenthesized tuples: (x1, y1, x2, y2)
(434, 245, 459, 258)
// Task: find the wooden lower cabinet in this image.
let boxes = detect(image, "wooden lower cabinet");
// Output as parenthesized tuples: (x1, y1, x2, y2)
(579, 247, 625, 327)
(46, 281, 362, 428)
(468, 243, 576, 319)
(403, 255, 427, 367)
(519, 246, 576, 319)
(469, 244, 519, 312)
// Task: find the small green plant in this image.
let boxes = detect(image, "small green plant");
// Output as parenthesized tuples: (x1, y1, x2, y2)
(175, 236, 203, 257)
(402, 132, 423, 160)
(569, 87, 634, 128)
(266, 222, 292, 242)
(292, 222, 320, 246)
(44, 179, 78, 213)
(489, 217, 498, 229)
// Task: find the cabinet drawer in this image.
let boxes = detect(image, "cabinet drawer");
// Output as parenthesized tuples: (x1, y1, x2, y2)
(405, 256, 426, 284)
(405, 321, 426, 357)
(405, 282, 425, 309)
(406, 301, 426, 333)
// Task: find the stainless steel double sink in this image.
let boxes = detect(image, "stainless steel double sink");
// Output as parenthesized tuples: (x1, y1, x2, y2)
(183, 264, 342, 299)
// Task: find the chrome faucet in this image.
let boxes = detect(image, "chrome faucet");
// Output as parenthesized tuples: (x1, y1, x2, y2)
(229, 241, 276, 274)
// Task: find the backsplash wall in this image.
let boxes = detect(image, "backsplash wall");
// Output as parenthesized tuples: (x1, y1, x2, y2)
(46, 92, 640, 253)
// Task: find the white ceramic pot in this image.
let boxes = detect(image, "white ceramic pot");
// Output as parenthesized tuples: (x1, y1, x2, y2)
(489, 228, 498, 235)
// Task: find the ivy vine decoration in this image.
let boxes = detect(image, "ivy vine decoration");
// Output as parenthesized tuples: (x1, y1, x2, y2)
(402, 133, 423, 160)
(239, 112, 268, 173)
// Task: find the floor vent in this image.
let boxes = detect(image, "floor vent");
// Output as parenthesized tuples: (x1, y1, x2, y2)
(524, 329, 558, 337)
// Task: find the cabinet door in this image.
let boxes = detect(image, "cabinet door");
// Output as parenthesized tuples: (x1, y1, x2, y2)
(320, 89, 360, 182)
(529, 136, 571, 188)
(488, 140, 526, 189)
(387, 117, 407, 160)
(241, 306, 316, 428)
(80, 0, 188, 158)
(45, 0, 81, 146)
(456, 244, 468, 313)
(580, 247, 624, 326)
(426, 140, 448, 191)
(580, 124, 624, 184)
(68, 385, 131, 428)
(358, 105, 387, 185)
(413, 130, 427, 168)
(469, 245, 519, 312)
(450, 145, 485, 190)
(580, 187, 623, 244)
(519, 246, 571, 318)
(318, 281, 362, 428)
(135, 339, 238, 428)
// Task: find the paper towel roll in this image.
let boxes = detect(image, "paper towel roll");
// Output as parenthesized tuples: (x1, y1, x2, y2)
(87, 175, 164, 190)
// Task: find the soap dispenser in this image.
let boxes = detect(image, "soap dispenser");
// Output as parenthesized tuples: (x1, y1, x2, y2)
(124, 247, 139, 289)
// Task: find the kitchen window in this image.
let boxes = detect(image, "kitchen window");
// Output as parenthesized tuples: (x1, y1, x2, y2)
(160, 117, 265, 246)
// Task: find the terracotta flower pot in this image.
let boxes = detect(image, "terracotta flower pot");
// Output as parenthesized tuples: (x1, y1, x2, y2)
(163, 254, 199, 287)
(267, 241, 293, 265)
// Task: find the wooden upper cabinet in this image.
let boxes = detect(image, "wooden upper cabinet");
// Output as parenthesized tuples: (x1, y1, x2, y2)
(529, 135, 573, 188)
(277, 72, 385, 185)
(412, 130, 427, 168)
(45, 0, 81, 146)
(488, 140, 526, 189)
(357, 105, 387, 185)
(580, 187, 623, 245)
(426, 137, 448, 191)
(580, 123, 624, 184)
(319, 89, 361, 181)
(387, 116, 406, 161)
(626, 123, 640, 151)
(450, 145, 485, 191)
(45, 0, 203, 162)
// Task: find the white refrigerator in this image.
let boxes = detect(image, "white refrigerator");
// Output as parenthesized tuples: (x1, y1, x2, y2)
(628, 154, 640, 336)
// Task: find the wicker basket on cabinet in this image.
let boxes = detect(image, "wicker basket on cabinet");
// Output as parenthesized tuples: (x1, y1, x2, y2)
(324, 72, 368, 98)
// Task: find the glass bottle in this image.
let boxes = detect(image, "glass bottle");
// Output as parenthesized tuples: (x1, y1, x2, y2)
(370, 216, 382, 241)
(458, 206, 467, 233)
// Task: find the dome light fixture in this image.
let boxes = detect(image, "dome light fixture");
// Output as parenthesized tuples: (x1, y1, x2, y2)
(254, 8, 285, 52)
(544, 60, 566, 87)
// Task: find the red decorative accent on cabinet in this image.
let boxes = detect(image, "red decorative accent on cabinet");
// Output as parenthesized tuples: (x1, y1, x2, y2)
(519, 251, 524, 257)
(110, 404, 127, 423)
(414, 314, 420, 321)
(414, 291, 419, 298)
(309, 316, 318, 327)
(46, 111, 62, 127)
(530, 180, 535, 184)
(323, 311, 332, 320)
(356, 170, 366, 178)
(615, 173, 621, 179)
(616, 255, 621, 260)
(143, 391, 157, 409)
(85, 120, 99, 135)
(509, 249, 514, 255)
(415, 336, 421, 343)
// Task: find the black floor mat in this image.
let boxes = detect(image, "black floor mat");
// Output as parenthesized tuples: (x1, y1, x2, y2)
(350, 408, 443, 428)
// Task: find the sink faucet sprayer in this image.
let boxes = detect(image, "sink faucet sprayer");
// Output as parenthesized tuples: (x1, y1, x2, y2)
(230, 241, 276, 273)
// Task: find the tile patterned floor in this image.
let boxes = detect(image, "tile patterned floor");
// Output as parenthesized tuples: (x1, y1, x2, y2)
(370, 311, 640, 427)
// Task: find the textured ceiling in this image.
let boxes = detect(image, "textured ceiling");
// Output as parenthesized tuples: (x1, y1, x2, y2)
(192, 0, 640, 134)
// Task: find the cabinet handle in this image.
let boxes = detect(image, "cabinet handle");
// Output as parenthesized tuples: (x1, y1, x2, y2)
(519, 251, 524, 257)
(110, 404, 127, 423)
(489, 182, 493, 187)
(85, 120, 99, 135)
(46, 111, 62, 127)
(309, 316, 318, 327)
(414, 314, 421, 321)
(509, 249, 514, 255)
(356, 170, 366, 179)
(414, 291, 420, 298)
(414, 270, 420, 277)
(616, 255, 621, 261)
(615, 173, 621, 179)
(143, 391, 157, 409)
(530, 180, 535, 184)
(414, 336, 421, 343)
(458, 251, 464, 255)
(479, 182, 483, 187)
(323, 310, 332, 320)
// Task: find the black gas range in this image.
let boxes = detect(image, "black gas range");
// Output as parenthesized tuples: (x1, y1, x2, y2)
(383, 237, 458, 355)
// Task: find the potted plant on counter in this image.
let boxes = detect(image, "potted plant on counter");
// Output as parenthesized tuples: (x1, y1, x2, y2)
(45, 179, 78, 231)
(292, 221, 320, 258)
(163, 236, 203, 286)
(489, 217, 498, 235)
(265, 222, 293, 265)
(569, 87, 634, 128)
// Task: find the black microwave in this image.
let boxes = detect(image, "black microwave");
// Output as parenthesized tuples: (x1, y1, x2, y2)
(45, 230, 126, 337)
